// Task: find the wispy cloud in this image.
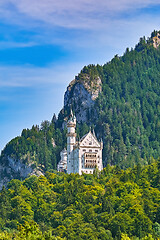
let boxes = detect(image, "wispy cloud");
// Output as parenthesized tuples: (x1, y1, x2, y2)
(0, 41, 37, 49)
(1, 0, 160, 153)
(0, 1, 160, 91)
(0, 62, 85, 88)
(0, 0, 159, 53)
(0, 0, 160, 29)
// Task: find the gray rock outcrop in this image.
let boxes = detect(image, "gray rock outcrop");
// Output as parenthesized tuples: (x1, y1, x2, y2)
(0, 156, 44, 189)
(64, 74, 102, 122)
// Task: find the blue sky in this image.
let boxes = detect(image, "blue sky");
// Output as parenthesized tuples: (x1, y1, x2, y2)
(1, 0, 160, 152)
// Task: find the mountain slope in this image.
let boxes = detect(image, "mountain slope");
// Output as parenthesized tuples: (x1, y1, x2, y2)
(1, 30, 160, 185)
(61, 31, 160, 168)
(1, 160, 160, 239)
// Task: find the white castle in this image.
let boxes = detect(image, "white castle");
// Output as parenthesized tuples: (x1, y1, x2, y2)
(57, 111, 103, 174)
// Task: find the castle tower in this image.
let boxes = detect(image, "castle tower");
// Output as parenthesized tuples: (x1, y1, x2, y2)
(67, 110, 76, 174)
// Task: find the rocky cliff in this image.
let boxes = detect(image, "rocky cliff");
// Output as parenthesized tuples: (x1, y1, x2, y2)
(0, 67, 103, 189)
(0, 67, 102, 189)
(64, 72, 102, 122)
(0, 155, 44, 189)
(2, 30, 160, 189)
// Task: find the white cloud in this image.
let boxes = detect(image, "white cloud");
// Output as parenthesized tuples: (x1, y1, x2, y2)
(0, 62, 85, 88)
(0, 0, 159, 90)
(0, 0, 159, 52)
(0, 0, 160, 29)
(0, 41, 37, 49)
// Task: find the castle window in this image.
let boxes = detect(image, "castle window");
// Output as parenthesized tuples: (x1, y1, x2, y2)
(83, 149, 86, 152)
(95, 150, 98, 152)
(89, 142, 92, 145)
(89, 150, 92, 152)
(84, 152, 97, 168)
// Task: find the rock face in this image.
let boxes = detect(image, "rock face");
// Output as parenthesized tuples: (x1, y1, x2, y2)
(0, 69, 102, 189)
(0, 156, 44, 190)
(152, 33, 160, 48)
(64, 74, 102, 122)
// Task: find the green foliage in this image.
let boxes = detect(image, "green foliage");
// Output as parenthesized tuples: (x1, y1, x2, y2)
(95, 43, 160, 167)
(58, 34, 160, 169)
(3, 29, 160, 240)
(0, 162, 160, 238)
(0, 121, 67, 173)
(2, 32, 160, 172)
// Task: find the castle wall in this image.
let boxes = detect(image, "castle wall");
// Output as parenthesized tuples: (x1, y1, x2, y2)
(78, 146, 102, 174)
(60, 112, 103, 175)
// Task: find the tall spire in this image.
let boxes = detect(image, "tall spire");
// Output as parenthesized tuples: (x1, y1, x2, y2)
(67, 107, 77, 174)
(69, 108, 76, 123)
(70, 108, 73, 118)
(93, 129, 96, 137)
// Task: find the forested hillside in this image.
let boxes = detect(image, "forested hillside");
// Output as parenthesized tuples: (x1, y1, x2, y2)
(94, 37, 160, 167)
(0, 120, 90, 172)
(1, 161, 160, 239)
(1, 30, 160, 179)
(62, 30, 160, 168)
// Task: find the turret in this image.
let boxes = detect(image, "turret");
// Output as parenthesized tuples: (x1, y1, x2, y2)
(100, 138, 103, 150)
(67, 111, 76, 152)
(67, 110, 77, 173)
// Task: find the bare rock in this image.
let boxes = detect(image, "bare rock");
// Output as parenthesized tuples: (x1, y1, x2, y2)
(64, 74, 102, 122)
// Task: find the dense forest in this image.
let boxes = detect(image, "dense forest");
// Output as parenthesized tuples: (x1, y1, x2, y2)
(1, 31, 160, 173)
(1, 31, 160, 239)
(0, 160, 160, 239)
(76, 32, 160, 168)
(0, 120, 90, 173)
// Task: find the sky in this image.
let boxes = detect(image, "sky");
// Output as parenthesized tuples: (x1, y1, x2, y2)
(1, 0, 160, 152)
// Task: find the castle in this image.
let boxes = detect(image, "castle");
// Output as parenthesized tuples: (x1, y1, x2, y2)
(57, 111, 103, 174)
